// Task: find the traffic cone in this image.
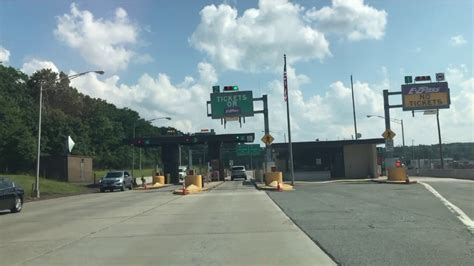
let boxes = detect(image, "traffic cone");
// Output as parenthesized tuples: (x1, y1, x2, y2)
(277, 182, 282, 192)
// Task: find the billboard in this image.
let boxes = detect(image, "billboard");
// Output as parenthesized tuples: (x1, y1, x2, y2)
(210, 91, 254, 119)
(401, 82, 450, 111)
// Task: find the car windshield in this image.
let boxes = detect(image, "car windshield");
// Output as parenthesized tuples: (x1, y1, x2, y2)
(105, 172, 123, 178)
(2, 1, 473, 265)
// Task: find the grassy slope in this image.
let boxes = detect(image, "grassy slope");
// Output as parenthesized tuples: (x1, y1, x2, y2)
(2, 174, 87, 200)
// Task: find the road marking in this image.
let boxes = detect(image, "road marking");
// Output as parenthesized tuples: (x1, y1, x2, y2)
(419, 181, 474, 233)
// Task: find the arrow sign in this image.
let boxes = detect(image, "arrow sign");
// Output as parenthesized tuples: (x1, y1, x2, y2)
(68, 136, 75, 152)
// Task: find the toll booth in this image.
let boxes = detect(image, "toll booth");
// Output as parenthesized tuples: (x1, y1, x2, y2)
(129, 133, 255, 183)
(272, 138, 385, 180)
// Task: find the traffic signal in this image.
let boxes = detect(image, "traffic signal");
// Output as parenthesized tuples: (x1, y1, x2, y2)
(223, 85, 239, 92)
(414, 76, 431, 82)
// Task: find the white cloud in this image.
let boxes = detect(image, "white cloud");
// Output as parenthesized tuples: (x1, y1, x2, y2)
(67, 61, 472, 145)
(190, 0, 330, 72)
(54, 3, 145, 72)
(0, 46, 10, 64)
(450, 35, 467, 46)
(305, 0, 387, 41)
(70, 62, 219, 133)
(21, 59, 59, 75)
(190, 0, 387, 72)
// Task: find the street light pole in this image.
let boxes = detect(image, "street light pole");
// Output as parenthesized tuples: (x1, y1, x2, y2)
(35, 82, 43, 198)
(35, 70, 104, 198)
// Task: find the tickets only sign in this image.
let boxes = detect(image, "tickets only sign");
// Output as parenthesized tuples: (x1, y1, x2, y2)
(401, 82, 450, 111)
(210, 91, 254, 119)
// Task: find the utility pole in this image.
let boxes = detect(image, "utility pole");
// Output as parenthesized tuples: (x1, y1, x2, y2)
(436, 109, 444, 169)
(284, 55, 295, 185)
(132, 125, 135, 178)
(351, 75, 358, 139)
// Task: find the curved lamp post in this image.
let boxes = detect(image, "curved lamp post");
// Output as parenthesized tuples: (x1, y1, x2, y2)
(35, 70, 104, 198)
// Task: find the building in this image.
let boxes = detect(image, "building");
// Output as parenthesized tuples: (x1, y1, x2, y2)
(40, 155, 93, 183)
(272, 138, 385, 181)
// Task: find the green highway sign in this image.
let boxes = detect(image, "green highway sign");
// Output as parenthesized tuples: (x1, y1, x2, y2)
(236, 144, 262, 156)
(210, 91, 254, 119)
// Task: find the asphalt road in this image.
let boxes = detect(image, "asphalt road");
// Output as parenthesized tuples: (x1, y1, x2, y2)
(415, 177, 474, 220)
(0, 181, 334, 265)
(268, 179, 474, 266)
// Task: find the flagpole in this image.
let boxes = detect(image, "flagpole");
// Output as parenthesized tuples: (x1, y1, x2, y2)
(284, 54, 295, 185)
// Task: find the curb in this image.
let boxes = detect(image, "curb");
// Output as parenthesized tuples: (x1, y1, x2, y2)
(293, 179, 375, 185)
(254, 181, 295, 191)
(173, 181, 225, 195)
(371, 179, 418, 184)
(135, 184, 172, 190)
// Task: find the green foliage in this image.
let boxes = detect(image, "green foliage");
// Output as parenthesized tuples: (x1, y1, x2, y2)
(0, 65, 176, 172)
(393, 143, 474, 161)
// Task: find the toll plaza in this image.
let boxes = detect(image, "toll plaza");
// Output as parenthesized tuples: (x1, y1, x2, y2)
(272, 138, 385, 180)
(129, 133, 255, 183)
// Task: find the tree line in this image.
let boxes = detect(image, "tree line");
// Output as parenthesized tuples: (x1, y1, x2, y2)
(0, 66, 178, 173)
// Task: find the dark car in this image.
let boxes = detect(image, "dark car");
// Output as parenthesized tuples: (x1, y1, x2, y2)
(231, 166, 247, 181)
(99, 171, 133, 192)
(0, 177, 24, 213)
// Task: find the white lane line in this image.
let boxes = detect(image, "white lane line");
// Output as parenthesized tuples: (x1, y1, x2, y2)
(419, 181, 474, 233)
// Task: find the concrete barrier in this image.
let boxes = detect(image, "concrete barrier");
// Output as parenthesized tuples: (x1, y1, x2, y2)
(185, 175, 202, 189)
(265, 172, 283, 186)
(134, 176, 152, 185)
(388, 167, 407, 181)
(407, 169, 474, 180)
(153, 175, 165, 185)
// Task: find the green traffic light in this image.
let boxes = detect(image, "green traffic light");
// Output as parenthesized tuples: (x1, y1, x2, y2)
(232, 86, 238, 91)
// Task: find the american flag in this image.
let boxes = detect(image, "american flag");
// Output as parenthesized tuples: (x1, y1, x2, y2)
(283, 54, 288, 102)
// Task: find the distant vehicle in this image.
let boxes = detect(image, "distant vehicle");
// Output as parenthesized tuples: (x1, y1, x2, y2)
(178, 166, 187, 183)
(231, 166, 247, 181)
(99, 171, 133, 192)
(0, 177, 24, 213)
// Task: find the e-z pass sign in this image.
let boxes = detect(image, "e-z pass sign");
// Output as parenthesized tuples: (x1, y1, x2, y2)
(210, 91, 254, 119)
(401, 82, 450, 111)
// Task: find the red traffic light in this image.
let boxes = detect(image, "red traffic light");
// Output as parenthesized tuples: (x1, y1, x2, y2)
(414, 76, 431, 82)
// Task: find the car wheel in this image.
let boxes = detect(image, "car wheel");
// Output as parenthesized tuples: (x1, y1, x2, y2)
(121, 184, 125, 191)
(11, 196, 22, 213)
(128, 183, 133, 190)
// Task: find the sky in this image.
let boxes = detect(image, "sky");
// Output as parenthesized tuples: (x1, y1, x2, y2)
(0, 0, 472, 146)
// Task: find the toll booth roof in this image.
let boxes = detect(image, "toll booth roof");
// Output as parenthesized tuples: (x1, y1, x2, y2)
(129, 133, 255, 147)
(272, 138, 385, 150)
